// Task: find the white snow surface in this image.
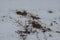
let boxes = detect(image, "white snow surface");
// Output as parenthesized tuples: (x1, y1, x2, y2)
(0, 0, 60, 40)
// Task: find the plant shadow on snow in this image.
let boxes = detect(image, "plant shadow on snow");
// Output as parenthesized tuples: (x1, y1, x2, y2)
(48, 10, 53, 13)
(5, 10, 60, 40)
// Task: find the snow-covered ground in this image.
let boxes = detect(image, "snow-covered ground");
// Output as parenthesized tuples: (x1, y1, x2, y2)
(0, 0, 60, 40)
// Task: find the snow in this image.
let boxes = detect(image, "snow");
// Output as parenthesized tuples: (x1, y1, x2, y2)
(0, 0, 60, 40)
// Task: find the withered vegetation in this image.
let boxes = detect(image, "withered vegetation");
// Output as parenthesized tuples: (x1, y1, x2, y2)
(30, 15, 40, 20)
(16, 10, 40, 20)
(31, 21, 43, 29)
(16, 10, 27, 16)
(16, 29, 30, 34)
(15, 10, 60, 40)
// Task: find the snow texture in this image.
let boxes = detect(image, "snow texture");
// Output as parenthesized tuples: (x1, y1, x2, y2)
(0, 0, 60, 40)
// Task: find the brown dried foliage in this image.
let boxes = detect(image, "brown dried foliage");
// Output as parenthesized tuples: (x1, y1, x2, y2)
(31, 21, 43, 29)
(30, 15, 40, 20)
(15, 10, 60, 40)
(16, 10, 27, 16)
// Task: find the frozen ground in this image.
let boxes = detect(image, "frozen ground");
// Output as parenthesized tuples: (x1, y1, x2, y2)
(0, 0, 60, 40)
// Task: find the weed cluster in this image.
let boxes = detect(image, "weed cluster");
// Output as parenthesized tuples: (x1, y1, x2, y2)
(15, 10, 60, 40)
